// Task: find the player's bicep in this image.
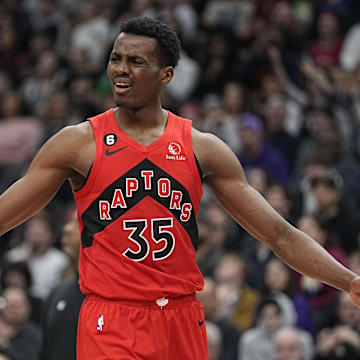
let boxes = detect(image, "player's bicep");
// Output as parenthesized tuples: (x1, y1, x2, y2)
(199, 133, 285, 245)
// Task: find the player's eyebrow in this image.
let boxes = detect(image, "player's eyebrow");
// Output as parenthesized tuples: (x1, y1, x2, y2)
(111, 50, 146, 58)
(110, 51, 148, 62)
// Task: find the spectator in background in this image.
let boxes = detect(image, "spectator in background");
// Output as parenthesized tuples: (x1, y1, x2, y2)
(309, 11, 343, 69)
(0, 72, 12, 100)
(68, 75, 102, 120)
(263, 259, 297, 327)
(263, 258, 315, 335)
(206, 321, 223, 360)
(263, 95, 299, 171)
(0, 90, 27, 120)
(294, 107, 360, 202)
(295, 109, 338, 172)
(69, 0, 111, 70)
(201, 93, 226, 142)
(236, 113, 290, 185)
(0, 14, 30, 83)
(274, 326, 304, 360)
(0, 91, 43, 168)
(28, 0, 65, 47)
(297, 215, 347, 331)
(193, 31, 233, 98)
(274, 326, 314, 360)
(177, 100, 204, 131)
(310, 173, 359, 254)
(197, 276, 240, 360)
(164, 38, 200, 106)
(0, 286, 42, 360)
(26, 31, 53, 72)
(340, 22, 360, 72)
(5, 210, 68, 300)
(0, 261, 43, 325)
(40, 92, 78, 140)
(290, 152, 334, 217)
(214, 253, 260, 333)
(20, 50, 67, 115)
(196, 204, 228, 277)
(314, 292, 360, 359)
(267, 46, 330, 130)
(220, 81, 246, 152)
(238, 298, 283, 360)
(65, 46, 100, 79)
(201, 0, 255, 37)
(41, 208, 85, 360)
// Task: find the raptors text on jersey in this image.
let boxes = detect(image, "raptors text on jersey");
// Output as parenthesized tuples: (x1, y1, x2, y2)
(73, 109, 204, 301)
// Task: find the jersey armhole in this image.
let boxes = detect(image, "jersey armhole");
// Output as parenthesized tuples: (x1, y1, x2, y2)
(72, 163, 93, 193)
(72, 119, 101, 199)
(183, 119, 203, 201)
(194, 153, 203, 181)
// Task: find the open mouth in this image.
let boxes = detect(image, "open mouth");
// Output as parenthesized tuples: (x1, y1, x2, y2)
(115, 83, 131, 89)
(114, 81, 132, 94)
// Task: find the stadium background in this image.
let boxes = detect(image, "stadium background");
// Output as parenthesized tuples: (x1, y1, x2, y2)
(0, 0, 360, 359)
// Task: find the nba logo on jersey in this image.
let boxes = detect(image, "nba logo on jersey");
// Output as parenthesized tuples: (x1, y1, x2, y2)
(97, 315, 104, 332)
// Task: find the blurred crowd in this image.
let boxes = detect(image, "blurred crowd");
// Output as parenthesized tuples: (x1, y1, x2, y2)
(0, 0, 360, 359)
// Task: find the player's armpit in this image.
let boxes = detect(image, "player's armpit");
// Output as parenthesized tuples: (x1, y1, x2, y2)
(0, 124, 91, 237)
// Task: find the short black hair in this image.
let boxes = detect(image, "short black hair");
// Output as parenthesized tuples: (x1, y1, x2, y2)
(257, 298, 282, 316)
(310, 171, 343, 191)
(119, 16, 181, 68)
(1, 261, 33, 289)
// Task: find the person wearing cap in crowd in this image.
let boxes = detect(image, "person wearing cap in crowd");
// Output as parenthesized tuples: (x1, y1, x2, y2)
(236, 113, 290, 185)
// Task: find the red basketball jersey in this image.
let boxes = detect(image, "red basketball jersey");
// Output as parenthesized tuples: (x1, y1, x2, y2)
(73, 109, 204, 301)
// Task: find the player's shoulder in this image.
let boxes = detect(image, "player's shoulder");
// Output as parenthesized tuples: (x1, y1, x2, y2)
(51, 121, 93, 147)
(191, 127, 237, 178)
(191, 127, 231, 158)
(58, 121, 92, 138)
(36, 122, 94, 168)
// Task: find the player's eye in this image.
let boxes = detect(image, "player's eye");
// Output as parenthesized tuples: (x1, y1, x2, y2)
(132, 58, 144, 65)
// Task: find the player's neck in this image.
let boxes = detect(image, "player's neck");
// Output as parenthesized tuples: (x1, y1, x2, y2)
(114, 105, 167, 131)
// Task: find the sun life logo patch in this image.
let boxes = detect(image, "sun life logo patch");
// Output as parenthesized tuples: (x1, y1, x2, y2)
(168, 141, 181, 155)
(166, 141, 186, 161)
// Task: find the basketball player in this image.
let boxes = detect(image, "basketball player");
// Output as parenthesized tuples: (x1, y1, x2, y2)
(0, 17, 360, 360)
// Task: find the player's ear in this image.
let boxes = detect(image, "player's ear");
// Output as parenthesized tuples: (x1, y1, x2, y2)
(160, 66, 174, 85)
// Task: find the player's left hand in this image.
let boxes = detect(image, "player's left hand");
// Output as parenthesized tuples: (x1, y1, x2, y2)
(349, 276, 360, 308)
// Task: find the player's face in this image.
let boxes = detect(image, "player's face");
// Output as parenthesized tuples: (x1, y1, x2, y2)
(107, 33, 173, 109)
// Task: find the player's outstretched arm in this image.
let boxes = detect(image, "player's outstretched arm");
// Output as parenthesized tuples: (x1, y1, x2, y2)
(0, 123, 92, 237)
(193, 129, 360, 306)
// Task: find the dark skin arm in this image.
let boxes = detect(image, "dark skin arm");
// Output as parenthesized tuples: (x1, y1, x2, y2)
(0, 122, 95, 236)
(192, 128, 360, 306)
(1, 117, 359, 306)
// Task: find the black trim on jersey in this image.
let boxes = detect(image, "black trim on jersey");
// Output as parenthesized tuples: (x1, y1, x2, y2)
(80, 158, 199, 251)
(194, 153, 203, 181)
(73, 164, 93, 193)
